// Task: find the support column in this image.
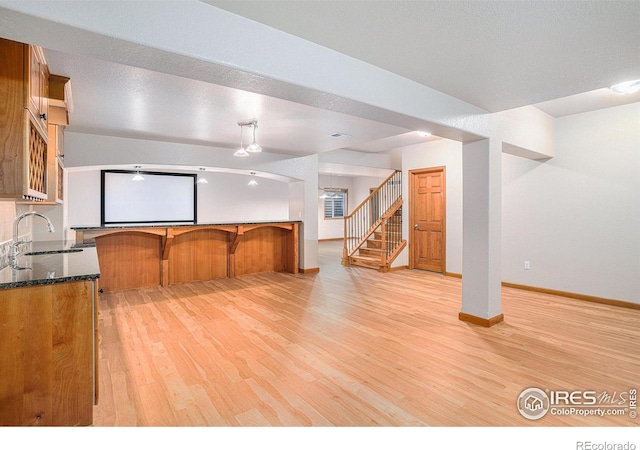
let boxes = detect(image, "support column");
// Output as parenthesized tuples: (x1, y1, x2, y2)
(460, 139, 503, 327)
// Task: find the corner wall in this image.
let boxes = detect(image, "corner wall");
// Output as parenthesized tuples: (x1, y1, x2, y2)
(398, 102, 639, 304)
(502, 103, 640, 303)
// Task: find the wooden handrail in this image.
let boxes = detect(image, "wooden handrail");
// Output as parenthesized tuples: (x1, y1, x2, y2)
(346, 198, 403, 259)
(344, 170, 400, 220)
(343, 170, 402, 265)
(381, 198, 403, 221)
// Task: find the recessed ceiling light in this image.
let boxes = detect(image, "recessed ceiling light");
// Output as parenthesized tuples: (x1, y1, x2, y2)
(417, 131, 432, 137)
(610, 79, 640, 95)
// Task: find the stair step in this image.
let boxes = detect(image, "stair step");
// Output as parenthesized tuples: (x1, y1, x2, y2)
(350, 255, 382, 269)
(373, 231, 402, 239)
(358, 247, 383, 257)
(366, 239, 382, 249)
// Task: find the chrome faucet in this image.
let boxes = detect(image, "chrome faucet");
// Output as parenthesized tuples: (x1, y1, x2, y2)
(10, 212, 55, 266)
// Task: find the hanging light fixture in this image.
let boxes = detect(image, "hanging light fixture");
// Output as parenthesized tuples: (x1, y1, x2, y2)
(319, 173, 336, 198)
(235, 120, 261, 156)
(234, 122, 249, 157)
(246, 122, 262, 153)
(248, 171, 258, 186)
(132, 166, 145, 181)
(196, 168, 208, 184)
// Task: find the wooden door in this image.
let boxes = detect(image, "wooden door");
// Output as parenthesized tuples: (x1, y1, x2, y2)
(410, 167, 446, 272)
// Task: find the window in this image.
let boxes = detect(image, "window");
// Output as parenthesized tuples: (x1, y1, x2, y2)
(324, 189, 347, 219)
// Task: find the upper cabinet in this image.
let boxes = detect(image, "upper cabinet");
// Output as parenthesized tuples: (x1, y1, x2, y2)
(49, 74, 72, 127)
(0, 38, 69, 203)
(0, 38, 49, 201)
(27, 45, 49, 139)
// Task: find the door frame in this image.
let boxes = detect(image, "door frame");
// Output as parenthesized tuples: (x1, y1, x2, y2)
(409, 166, 446, 273)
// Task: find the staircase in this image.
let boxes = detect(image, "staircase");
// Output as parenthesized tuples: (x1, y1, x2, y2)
(342, 170, 406, 271)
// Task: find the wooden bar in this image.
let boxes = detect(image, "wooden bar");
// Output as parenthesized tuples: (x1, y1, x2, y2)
(75, 222, 299, 293)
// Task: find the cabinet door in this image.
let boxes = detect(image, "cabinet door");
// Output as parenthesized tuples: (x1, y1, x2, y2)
(28, 46, 40, 119)
(38, 62, 49, 133)
(26, 46, 48, 139)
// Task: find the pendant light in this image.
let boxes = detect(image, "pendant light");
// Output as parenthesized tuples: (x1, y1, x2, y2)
(319, 173, 336, 198)
(234, 122, 249, 157)
(196, 168, 208, 184)
(132, 166, 145, 181)
(246, 122, 262, 153)
(248, 171, 258, 186)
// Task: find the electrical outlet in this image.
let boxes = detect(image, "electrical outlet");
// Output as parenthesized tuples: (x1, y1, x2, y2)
(524, 261, 530, 270)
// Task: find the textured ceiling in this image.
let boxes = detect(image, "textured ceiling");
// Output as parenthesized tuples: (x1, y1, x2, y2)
(206, 0, 640, 112)
(1, 0, 638, 168)
(44, 49, 419, 157)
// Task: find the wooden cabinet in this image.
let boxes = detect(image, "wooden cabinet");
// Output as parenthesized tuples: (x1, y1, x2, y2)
(0, 38, 50, 201)
(27, 45, 49, 138)
(48, 74, 71, 126)
(0, 280, 98, 426)
(45, 124, 64, 204)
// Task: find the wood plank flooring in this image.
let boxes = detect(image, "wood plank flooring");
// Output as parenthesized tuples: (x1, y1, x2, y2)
(94, 241, 640, 426)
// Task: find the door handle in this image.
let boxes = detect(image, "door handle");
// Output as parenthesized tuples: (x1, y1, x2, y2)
(414, 224, 419, 229)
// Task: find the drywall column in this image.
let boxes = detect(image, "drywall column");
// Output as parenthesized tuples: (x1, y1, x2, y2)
(460, 138, 503, 326)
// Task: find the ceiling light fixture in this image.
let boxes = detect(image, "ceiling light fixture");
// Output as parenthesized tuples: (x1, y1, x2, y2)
(319, 173, 337, 198)
(196, 168, 208, 184)
(610, 79, 640, 95)
(132, 166, 145, 181)
(246, 122, 262, 153)
(235, 120, 261, 156)
(248, 172, 258, 186)
(234, 121, 249, 157)
(417, 131, 432, 137)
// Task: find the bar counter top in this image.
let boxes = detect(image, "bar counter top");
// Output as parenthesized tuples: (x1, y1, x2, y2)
(72, 220, 301, 231)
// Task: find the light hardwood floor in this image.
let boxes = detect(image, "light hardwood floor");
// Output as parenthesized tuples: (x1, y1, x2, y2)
(94, 241, 640, 426)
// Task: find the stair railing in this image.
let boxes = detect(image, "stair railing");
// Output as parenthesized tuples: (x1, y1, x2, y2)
(380, 202, 404, 267)
(343, 170, 402, 262)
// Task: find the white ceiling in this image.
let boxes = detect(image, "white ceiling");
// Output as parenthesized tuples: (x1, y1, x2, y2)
(207, 0, 640, 112)
(2, 1, 639, 172)
(43, 48, 420, 157)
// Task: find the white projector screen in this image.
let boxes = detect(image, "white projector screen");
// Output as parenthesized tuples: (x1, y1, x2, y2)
(101, 170, 197, 225)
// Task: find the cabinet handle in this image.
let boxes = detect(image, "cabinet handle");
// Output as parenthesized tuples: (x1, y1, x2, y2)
(98, 288, 104, 294)
(40, 113, 47, 121)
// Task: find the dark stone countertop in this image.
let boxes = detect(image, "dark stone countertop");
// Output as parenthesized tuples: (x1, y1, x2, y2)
(71, 220, 301, 230)
(0, 239, 100, 290)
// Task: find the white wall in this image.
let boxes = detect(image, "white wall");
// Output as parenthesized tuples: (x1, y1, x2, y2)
(397, 103, 639, 304)
(67, 169, 290, 226)
(502, 103, 640, 303)
(0, 201, 17, 243)
(63, 132, 320, 269)
(317, 174, 352, 240)
(399, 139, 463, 272)
(317, 174, 384, 240)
